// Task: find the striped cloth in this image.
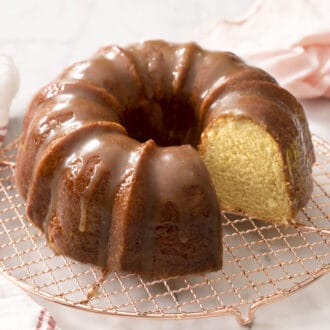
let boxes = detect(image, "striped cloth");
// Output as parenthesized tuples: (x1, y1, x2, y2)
(36, 308, 57, 330)
(0, 275, 58, 330)
(0, 55, 19, 146)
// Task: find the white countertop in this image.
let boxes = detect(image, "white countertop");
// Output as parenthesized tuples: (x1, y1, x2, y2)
(1, 1, 329, 329)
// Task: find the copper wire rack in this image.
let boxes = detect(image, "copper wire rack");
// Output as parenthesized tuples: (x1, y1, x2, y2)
(0, 136, 329, 326)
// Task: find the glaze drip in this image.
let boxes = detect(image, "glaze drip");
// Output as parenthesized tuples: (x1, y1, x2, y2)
(16, 40, 314, 277)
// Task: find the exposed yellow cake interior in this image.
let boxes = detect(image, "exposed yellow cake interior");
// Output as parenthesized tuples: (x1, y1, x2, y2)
(200, 117, 292, 224)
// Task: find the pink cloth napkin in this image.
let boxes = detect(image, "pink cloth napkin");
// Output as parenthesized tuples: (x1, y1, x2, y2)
(196, 0, 330, 99)
(0, 275, 58, 330)
(0, 55, 19, 146)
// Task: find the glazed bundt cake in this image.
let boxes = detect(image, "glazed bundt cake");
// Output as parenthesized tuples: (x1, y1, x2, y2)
(15, 40, 314, 277)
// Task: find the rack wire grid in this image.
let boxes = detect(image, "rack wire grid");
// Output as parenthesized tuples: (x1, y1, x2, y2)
(0, 135, 329, 326)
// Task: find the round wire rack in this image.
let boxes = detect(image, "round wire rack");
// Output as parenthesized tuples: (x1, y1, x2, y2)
(0, 136, 329, 326)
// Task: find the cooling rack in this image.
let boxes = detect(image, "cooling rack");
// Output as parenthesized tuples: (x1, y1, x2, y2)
(0, 136, 329, 326)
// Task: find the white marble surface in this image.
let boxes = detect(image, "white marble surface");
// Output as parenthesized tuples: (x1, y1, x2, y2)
(0, 0, 329, 329)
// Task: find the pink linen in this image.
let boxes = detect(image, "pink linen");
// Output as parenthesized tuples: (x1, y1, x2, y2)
(196, 0, 330, 99)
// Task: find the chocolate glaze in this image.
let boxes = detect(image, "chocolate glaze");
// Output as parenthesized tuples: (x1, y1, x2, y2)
(15, 40, 314, 277)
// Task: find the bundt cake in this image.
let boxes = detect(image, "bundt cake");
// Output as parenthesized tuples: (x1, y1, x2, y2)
(15, 40, 314, 277)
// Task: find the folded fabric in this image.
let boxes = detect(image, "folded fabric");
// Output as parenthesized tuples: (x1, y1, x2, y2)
(0, 275, 58, 330)
(0, 55, 19, 146)
(196, 0, 330, 99)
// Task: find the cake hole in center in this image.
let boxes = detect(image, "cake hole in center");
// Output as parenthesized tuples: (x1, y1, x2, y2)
(122, 99, 199, 147)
